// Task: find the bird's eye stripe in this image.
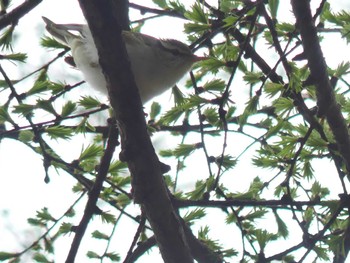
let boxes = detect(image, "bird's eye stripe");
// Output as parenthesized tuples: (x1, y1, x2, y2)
(157, 40, 192, 57)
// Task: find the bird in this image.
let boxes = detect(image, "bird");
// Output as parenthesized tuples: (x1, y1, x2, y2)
(42, 17, 204, 103)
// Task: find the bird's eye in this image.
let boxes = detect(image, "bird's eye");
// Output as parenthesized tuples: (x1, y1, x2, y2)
(170, 49, 180, 56)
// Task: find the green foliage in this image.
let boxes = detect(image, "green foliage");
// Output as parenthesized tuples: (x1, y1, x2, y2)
(152, 0, 167, 9)
(59, 222, 73, 235)
(273, 210, 288, 238)
(45, 126, 73, 140)
(79, 144, 104, 161)
(0, 52, 27, 62)
(78, 96, 102, 109)
(183, 208, 206, 223)
(104, 252, 120, 261)
(61, 101, 77, 117)
(100, 211, 116, 224)
(0, 252, 18, 261)
(32, 253, 52, 263)
(2, 1, 350, 262)
(0, 25, 14, 50)
(253, 229, 278, 250)
(41, 36, 68, 49)
(149, 101, 161, 120)
(91, 230, 109, 240)
(268, 0, 279, 20)
(160, 142, 202, 158)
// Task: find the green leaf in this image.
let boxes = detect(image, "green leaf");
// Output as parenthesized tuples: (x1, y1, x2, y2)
(27, 217, 43, 226)
(215, 155, 237, 170)
(0, 105, 11, 123)
(13, 103, 35, 117)
(341, 24, 350, 43)
(168, 0, 185, 13)
(200, 57, 226, 73)
(276, 22, 295, 33)
(183, 208, 206, 222)
(243, 71, 263, 85)
(265, 118, 284, 138)
(264, 82, 284, 98)
(244, 209, 268, 221)
(172, 85, 185, 105)
(184, 23, 210, 34)
(32, 253, 51, 263)
(41, 36, 68, 49)
(36, 99, 57, 115)
(61, 101, 77, 117)
(239, 95, 259, 125)
(108, 160, 128, 175)
(47, 81, 65, 94)
(59, 222, 73, 234)
(186, 180, 206, 200)
(268, 0, 279, 19)
(75, 117, 96, 134)
(100, 211, 116, 224)
(86, 251, 100, 259)
(91, 230, 109, 240)
(219, 0, 240, 13)
(197, 226, 221, 250)
(302, 160, 314, 179)
(172, 143, 202, 158)
(184, 2, 208, 24)
(105, 252, 120, 261)
(18, 130, 34, 142)
(152, 0, 168, 9)
(223, 15, 238, 28)
(0, 252, 18, 260)
(334, 61, 350, 77)
(149, 101, 161, 120)
(273, 210, 288, 238)
(273, 97, 294, 115)
(0, 25, 14, 50)
(313, 245, 329, 261)
(79, 144, 103, 161)
(115, 193, 132, 207)
(27, 81, 49, 96)
(254, 229, 277, 250)
(203, 107, 218, 125)
(159, 106, 186, 125)
(79, 96, 101, 109)
(203, 79, 226, 92)
(311, 181, 330, 199)
(0, 52, 27, 62)
(45, 126, 73, 140)
(35, 68, 48, 83)
(36, 207, 56, 222)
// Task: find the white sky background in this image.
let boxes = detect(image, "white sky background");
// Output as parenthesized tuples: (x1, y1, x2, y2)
(0, 0, 350, 262)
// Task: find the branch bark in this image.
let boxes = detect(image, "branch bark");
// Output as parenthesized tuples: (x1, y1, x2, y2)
(291, 1, 350, 172)
(0, 0, 43, 30)
(77, 0, 193, 262)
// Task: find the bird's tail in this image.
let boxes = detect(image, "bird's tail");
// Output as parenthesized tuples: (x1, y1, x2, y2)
(42, 16, 85, 45)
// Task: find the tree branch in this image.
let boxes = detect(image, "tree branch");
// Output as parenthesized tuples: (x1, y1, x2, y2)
(291, 0, 350, 173)
(77, 0, 193, 262)
(0, 0, 43, 30)
(65, 122, 119, 263)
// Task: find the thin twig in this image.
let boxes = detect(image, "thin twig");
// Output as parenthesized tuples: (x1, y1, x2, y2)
(65, 122, 119, 263)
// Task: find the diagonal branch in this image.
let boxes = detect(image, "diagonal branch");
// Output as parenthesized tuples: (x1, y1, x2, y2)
(0, 0, 43, 30)
(291, 0, 350, 173)
(77, 0, 194, 262)
(65, 122, 119, 263)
